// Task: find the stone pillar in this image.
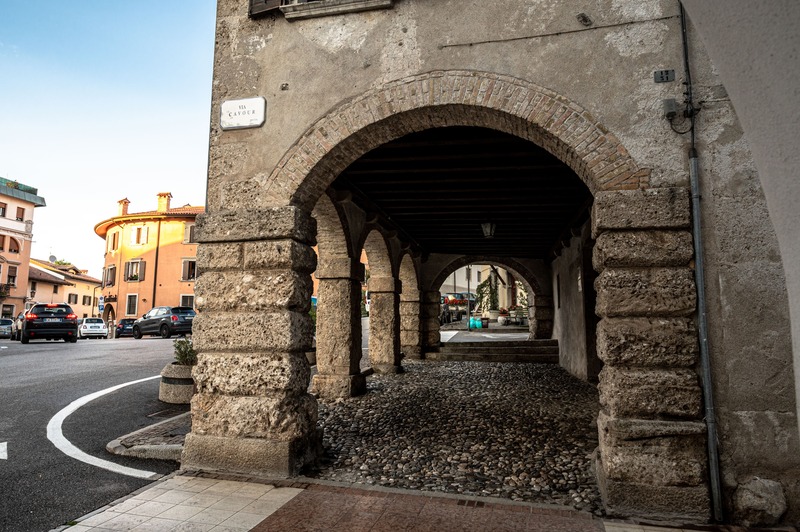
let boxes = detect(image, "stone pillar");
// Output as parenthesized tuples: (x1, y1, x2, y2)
(368, 276, 402, 373)
(311, 258, 366, 399)
(400, 290, 422, 359)
(421, 290, 442, 355)
(182, 206, 321, 477)
(529, 294, 554, 338)
(591, 188, 710, 523)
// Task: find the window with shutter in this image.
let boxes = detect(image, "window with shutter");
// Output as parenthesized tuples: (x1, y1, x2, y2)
(184, 223, 197, 244)
(105, 265, 116, 287)
(130, 226, 148, 245)
(125, 260, 145, 281)
(126, 294, 138, 316)
(182, 259, 197, 281)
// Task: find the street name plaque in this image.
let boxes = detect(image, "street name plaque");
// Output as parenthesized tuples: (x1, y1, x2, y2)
(220, 97, 266, 130)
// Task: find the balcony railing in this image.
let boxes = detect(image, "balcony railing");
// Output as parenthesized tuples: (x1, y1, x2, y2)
(0, 283, 14, 298)
(251, 0, 393, 19)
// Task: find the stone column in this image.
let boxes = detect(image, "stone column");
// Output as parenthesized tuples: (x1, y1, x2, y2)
(182, 206, 320, 477)
(592, 188, 710, 522)
(311, 258, 366, 399)
(421, 290, 442, 355)
(368, 276, 402, 373)
(400, 289, 422, 359)
(529, 294, 554, 338)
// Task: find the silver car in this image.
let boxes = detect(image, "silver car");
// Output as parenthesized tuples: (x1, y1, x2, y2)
(0, 318, 12, 339)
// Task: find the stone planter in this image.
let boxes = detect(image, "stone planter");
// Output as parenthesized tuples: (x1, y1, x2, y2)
(488, 309, 500, 320)
(159, 362, 195, 404)
(498, 315, 509, 326)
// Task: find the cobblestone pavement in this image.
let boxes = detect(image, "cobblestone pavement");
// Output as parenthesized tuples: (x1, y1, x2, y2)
(307, 359, 603, 514)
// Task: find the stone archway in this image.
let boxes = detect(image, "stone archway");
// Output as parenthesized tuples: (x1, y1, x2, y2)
(311, 194, 366, 399)
(426, 255, 553, 344)
(362, 229, 402, 374)
(189, 70, 705, 520)
(398, 253, 422, 359)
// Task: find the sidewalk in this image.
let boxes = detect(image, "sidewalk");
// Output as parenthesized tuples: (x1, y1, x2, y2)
(56, 469, 722, 532)
(49, 415, 758, 532)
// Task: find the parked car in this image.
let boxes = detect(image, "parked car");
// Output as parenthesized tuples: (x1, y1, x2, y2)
(115, 318, 136, 338)
(133, 306, 195, 339)
(0, 318, 13, 339)
(77, 317, 109, 339)
(20, 303, 79, 343)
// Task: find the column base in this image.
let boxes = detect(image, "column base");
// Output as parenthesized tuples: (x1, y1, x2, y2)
(372, 363, 404, 374)
(181, 430, 322, 477)
(310, 373, 367, 399)
(596, 454, 710, 523)
(402, 345, 422, 359)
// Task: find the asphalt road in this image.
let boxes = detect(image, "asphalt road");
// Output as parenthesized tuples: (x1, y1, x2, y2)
(0, 336, 186, 532)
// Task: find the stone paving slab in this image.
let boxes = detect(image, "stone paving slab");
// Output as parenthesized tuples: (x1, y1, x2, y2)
(251, 482, 605, 532)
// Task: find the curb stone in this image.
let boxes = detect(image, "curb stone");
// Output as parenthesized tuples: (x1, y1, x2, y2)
(105, 412, 189, 462)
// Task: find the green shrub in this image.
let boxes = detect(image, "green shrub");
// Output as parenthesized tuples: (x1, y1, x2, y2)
(309, 304, 317, 334)
(173, 336, 197, 366)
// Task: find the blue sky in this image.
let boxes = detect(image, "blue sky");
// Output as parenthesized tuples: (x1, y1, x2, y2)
(0, 1, 217, 277)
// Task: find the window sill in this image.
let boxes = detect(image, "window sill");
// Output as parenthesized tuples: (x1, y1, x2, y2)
(282, 0, 393, 21)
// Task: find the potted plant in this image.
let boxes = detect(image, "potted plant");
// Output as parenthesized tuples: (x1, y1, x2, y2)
(158, 336, 197, 404)
(497, 307, 509, 326)
(476, 276, 500, 319)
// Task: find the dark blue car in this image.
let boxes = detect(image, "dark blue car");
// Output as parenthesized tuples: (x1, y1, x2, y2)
(115, 318, 136, 338)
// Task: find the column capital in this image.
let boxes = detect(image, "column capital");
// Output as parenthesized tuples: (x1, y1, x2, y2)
(368, 276, 402, 294)
(315, 258, 364, 281)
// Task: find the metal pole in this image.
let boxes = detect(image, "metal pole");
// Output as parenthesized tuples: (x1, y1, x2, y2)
(466, 266, 471, 330)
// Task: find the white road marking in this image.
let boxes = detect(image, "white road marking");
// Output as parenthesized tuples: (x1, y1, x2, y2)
(0, 441, 6, 459)
(440, 331, 459, 342)
(46, 375, 162, 480)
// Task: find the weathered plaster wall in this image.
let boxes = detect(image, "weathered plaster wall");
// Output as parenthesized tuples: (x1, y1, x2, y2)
(680, 2, 800, 523)
(205, 0, 798, 523)
(552, 235, 587, 380)
(552, 222, 597, 381)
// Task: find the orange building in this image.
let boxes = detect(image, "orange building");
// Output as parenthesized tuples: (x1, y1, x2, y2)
(94, 193, 203, 323)
(0, 176, 46, 318)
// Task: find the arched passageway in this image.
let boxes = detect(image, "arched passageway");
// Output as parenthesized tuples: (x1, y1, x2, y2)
(188, 70, 704, 522)
(311, 194, 366, 400)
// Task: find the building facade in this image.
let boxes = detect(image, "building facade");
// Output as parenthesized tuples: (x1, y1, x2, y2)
(0, 176, 46, 319)
(94, 193, 202, 323)
(28, 258, 102, 317)
(183, 1, 800, 526)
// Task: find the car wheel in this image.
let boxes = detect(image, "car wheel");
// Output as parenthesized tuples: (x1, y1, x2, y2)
(21, 334, 29, 344)
(160, 324, 171, 339)
(68, 336, 78, 343)
(133, 326, 142, 339)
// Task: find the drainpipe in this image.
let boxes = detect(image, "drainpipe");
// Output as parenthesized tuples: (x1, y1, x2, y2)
(151, 220, 162, 308)
(680, 2, 723, 521)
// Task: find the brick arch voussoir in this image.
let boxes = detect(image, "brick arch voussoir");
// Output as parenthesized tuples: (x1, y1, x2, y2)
(267, 70, 647, 212)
